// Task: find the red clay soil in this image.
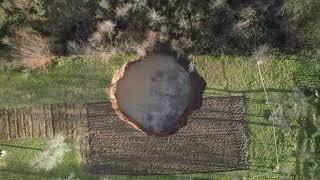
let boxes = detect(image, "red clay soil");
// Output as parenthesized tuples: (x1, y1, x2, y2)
(108, 55, 206, 136)
(83, 96, 248, 175)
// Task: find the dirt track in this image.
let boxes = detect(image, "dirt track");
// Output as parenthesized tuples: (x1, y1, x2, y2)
(83, 96, 248, 175)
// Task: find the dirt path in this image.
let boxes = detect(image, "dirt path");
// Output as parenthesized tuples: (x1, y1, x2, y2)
(83, 96, 248, 175)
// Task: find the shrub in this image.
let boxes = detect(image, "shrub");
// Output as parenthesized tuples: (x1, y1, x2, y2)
(30, 135, 70, 171)
(97, 20, 116, 38)
(135, 30, 159, 57)
(251, 45, 272, 65)
(147, 9, 164, 27)
(115, 3, 133, 17)
(8, 28, 53, 69)
(280, 0, 320, 22)
(13, 0, 45, 17)
(98, 0, 110, 10)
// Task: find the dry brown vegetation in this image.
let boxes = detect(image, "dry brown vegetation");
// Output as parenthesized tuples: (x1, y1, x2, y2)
(10, 28, 53, 69)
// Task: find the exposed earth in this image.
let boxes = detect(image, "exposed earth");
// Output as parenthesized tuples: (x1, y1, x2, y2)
(114, 55, 191, 133)
(83, 96, 248, 175)
(108, 55, 206, 136)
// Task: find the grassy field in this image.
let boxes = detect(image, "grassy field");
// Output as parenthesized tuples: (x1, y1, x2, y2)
(0, 55, 320, 179)
(0, 138, 95, 179)
(0, 54, 134, 108)
(192, 55, 320, 179)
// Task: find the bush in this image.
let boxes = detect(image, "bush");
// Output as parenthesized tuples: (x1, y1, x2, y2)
(8, 27, 53, 69)
(281, 0, 320, 22)
(29, 135, 70, 171)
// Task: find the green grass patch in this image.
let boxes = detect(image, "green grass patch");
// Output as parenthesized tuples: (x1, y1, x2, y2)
(195, 55, 299, 94)
(0, 138, 46, 168)
(0, 138, 97, 179)
(0, 54, 134, 108)
(188, 55, 320, 179)
(0, 7, 6, 27)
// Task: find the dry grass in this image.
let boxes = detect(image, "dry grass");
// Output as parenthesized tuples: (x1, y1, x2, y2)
(82, 20, 117, 55)
(11, 0, 30, 10)
(10, 0, 45, 18)
(11, 28, 53, 69)
(148, 9, 165, 26)
(251, 44, 272, 65)
(87, 20, 116, 45)
(171, 37, 192, 56)
(136, 31, 159, 57)
(116, 3, 133, 17)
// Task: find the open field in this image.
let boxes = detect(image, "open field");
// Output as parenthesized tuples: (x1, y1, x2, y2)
(194, 56, 320, 179)
(0, 55, 320, 179)
(0, 55, 133, 108)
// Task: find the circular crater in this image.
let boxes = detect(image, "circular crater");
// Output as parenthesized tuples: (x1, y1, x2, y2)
(108, 55, 199, 136)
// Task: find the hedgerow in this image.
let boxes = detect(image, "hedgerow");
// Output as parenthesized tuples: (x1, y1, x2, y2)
(0, 0, 319, 60)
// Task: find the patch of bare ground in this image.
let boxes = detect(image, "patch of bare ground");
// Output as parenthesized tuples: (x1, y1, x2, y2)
(82, 96, 248, 175)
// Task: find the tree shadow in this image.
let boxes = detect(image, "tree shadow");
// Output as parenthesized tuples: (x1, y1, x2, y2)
(314, 135, 320, 174)
(206, 87, 294, 94)
(294, 98, 319, 178)
(0, 143, 42, 151)
(293, 71, 320, 90)
(222, 61, 230, 95)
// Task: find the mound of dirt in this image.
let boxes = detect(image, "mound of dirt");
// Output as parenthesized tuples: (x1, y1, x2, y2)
(108, 55, 205, 136)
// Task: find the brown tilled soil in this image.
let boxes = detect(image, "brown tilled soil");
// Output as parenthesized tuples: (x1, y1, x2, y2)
(83, 96, 248, 175)
(0, 104, 86, 142)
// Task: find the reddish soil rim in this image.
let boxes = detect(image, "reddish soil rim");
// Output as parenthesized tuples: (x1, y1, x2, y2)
(107, 58, 198, 136)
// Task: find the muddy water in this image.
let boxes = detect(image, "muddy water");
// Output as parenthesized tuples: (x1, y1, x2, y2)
(116, 55, 192, 133)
